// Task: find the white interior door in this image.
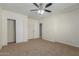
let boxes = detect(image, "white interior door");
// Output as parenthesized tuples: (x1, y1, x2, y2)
(33, 22, 39, 38)
(8, 19, 16, 43)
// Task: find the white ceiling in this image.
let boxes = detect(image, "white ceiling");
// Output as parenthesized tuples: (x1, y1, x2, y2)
(0, 3, 79, 19)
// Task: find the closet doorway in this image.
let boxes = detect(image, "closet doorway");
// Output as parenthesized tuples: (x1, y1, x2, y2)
(7, 19, 16, 44)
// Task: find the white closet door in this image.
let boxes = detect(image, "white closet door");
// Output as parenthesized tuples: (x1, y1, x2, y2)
(28, 19, 39, 39)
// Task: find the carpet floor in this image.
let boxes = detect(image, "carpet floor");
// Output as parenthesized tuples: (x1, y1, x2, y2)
(0, 39, 79, 56)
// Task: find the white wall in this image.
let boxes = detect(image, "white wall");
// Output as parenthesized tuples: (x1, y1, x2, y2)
(42, 17, 56, 42)
(0, 8, 40, 49)
(28, 17, 39, 39)
(0, 7, 40, 49)
(42, 9, 79, 47)
(1, 9, 28, 46)
(0, 8, 2, 49)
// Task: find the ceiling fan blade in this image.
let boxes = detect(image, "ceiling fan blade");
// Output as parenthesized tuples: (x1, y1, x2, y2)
(33, 3, 39, 8)
(45, 9, 51, 12)
(30, 9, 38, 11)
(45, 3, 52, 8)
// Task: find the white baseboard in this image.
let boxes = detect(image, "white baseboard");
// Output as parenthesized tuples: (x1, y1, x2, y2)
(57, 40, 79, 47)
(44, 38, 79, 47)
(28, 38, 40, 40)
(43, 38, 56, 42)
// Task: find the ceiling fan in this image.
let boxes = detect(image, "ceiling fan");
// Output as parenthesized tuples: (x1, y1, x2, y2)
(30, 3, 52, 15)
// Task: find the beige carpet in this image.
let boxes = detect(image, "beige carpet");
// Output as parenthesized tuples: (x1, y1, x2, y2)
(0, 39, 79, 56)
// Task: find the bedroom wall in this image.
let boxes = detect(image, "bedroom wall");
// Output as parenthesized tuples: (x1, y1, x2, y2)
(42, 9, 79, 47)
(42, 17, 56, 42)
(0, 8, 2, 49)
(0, 8, 39, 49)
(1, 9, 28, 46)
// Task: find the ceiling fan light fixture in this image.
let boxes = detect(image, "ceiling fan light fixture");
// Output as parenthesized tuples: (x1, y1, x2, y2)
(38, 10, 44, 15)
(32, 3, 52, 15)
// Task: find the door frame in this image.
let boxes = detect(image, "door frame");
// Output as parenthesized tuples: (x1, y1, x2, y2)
(39, 23, 42, 39)
(7, 19, 16, 44)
